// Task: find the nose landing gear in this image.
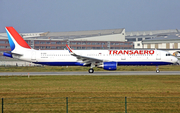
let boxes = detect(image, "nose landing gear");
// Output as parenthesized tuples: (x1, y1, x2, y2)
(156, 65, 160, 73)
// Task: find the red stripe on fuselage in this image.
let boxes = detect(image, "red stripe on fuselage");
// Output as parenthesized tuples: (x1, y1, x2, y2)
(6, 27, 31, 49)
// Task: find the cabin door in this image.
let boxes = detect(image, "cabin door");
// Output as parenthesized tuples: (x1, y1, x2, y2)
(31, 51, 36, 61)
(156, 51, 161, 60)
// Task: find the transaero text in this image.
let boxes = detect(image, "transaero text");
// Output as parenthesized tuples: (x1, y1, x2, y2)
(109, 50, 155, 55)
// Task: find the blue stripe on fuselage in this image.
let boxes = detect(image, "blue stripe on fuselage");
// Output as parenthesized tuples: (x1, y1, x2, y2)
(33, 61, 173, 66)
(117, 62, 173, 65)
(33, 62, 77, 66)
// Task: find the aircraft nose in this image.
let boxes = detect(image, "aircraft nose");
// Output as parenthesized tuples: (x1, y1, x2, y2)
(172, 56, 179, 64)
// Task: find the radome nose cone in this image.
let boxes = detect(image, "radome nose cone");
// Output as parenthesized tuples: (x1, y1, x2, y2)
(173, 57, 178, 63)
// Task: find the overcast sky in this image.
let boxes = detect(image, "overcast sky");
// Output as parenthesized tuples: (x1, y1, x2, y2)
(0, 0, 180, 33)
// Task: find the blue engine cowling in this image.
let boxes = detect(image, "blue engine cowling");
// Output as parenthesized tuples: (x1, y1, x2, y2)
(103, 62, 117, 70)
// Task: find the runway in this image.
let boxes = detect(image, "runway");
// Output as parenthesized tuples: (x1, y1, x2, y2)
(0, 71, 180, 76)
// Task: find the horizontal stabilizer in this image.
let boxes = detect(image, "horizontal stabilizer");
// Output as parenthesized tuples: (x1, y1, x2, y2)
(3, 51, 23, 58)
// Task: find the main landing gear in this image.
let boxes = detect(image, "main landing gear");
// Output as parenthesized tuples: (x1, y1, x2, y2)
(88, 68, 94, 73)
(156, 65, 160, 73)
(88, 63, 95, 73)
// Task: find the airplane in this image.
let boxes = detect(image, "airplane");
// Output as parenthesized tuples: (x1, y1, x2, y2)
(3, 27, 178, 73)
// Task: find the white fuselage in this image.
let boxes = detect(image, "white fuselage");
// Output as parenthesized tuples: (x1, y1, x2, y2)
(15, 49, 178, 66)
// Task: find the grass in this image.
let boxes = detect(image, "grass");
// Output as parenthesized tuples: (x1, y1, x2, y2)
(0, 75, 180, 112)
(0, 65, 180, 72)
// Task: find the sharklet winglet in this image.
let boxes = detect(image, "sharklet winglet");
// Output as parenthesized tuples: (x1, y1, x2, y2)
(66, 44, 73, 53)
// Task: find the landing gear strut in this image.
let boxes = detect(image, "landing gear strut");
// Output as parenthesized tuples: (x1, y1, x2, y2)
(88, 68, 94, 73)
(88, 63, 95, 73)
(156, 65, 160, 73)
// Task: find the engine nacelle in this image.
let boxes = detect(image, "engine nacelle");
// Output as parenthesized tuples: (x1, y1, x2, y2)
(98, 62, 117, 70)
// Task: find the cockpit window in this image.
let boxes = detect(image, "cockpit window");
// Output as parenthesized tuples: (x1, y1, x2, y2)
(166, 53, 172, 56)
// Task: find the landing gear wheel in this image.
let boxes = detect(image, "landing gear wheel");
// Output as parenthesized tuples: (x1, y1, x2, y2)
(88, 68, 94, 73)
(156, 70, 160, 73)
(156, 65, 160, 73)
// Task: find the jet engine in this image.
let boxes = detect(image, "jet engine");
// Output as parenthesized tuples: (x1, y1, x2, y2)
(98, 62, 117, 70)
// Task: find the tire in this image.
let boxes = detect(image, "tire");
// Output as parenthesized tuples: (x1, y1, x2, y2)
(88, 68, 94, 73)
(156, 70, 160, 73)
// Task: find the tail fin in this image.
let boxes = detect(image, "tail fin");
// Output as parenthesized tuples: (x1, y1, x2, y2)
(5, 27, 31, 51)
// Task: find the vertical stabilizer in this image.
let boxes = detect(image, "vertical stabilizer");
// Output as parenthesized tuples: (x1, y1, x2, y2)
(5, 27, 31, 51)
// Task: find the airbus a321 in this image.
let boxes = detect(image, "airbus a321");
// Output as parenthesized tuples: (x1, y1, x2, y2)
(3, 27, 178, 73)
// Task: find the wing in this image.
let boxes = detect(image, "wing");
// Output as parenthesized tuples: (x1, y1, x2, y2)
(66, 44, 104, 65)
